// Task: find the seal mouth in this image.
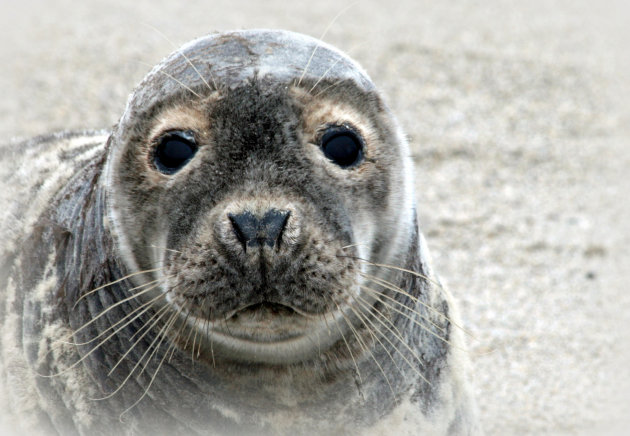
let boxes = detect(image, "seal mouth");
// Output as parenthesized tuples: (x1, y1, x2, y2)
(177, 298, 351, 364)
(229, 302, 297, 319)
(218, 301, 312, 343)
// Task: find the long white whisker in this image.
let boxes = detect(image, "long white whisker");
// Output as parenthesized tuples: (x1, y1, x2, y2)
(191, 314, 201, 362)
(313, 78, 346, 98)
(341, 300, 399, 404)
(149, 244, 182, 254)
(116, 305, 185, 419)
(122, 303, 189, 418)
(360, 282, 447, 334)
(74, 267, 165, 308)
(38, 292, 169, 379)
(141, 23, 217, 90)
(135, 60, 202, 98)
(99, 307, 180, 414)
(76, 279, 169, 340)
(61, 291, 167, 347)
(308, 57, 344, 93)
(353, 296, 431, 386)
(360, 285, 468, 353)
(169, 303, 194, 363)
(297, 2, 358, 86)
(360, 271, 476, 339)
(103, 304, 171, 381)
(327, 302, 362, 386)
(345, 294, 405, 378)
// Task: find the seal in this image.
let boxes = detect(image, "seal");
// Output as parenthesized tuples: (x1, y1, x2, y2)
(0, 29, 477, 435)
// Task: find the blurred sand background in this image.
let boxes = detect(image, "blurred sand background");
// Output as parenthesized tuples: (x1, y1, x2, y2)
(1, 0, 629, 434)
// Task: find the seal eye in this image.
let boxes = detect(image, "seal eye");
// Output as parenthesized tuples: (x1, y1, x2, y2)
(154, 131, 198, 174)
(320, 126, 364, 168)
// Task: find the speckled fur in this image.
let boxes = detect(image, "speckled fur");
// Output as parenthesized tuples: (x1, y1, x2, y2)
(0, 30, 477, 435)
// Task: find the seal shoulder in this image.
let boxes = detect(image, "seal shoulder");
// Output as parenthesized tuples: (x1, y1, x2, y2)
(0, 130, 109, 256)
(0, 130, 110, 184)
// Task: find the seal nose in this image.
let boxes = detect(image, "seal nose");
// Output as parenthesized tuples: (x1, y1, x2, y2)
(228, 209, 291, 251)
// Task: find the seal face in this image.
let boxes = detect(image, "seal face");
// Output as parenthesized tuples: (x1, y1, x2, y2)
(0, 30, 477, 435)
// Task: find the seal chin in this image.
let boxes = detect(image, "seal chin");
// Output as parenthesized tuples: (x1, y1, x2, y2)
(190, 302, 344, 364)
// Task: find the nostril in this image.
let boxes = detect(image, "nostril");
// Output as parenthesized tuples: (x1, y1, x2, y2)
(228, 209, 291, 251)
(228, 212, 258, 251)
(260, 209, 291, 248)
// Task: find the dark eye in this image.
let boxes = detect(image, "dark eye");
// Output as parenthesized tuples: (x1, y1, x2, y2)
(154, 131, 198, 174)
(320, 125, 364, 168)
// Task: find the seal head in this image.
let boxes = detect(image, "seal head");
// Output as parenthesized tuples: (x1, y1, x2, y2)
(104, 29, 416, 365)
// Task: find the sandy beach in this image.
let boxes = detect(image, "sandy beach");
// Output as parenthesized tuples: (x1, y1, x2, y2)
(1, 0, 629, 434)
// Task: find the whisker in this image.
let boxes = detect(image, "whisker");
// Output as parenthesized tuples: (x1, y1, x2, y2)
(134, 60, 202, 98)
(196, 299, 213, 360)
(321, 308, 333, 337)
(82, 278, 170, 342)
(61, 291, 167, 347)
(313, 78, 347, 98)
(308, 40, 369, 94)
(128, 299, 172, 342)
(149, 244, 182, 254)
(97, 309, 181, 412)
(200, 300, 215, 366)
(359, 285, 469, 353)
(360, 271, 476, 339)
(315, 315, 324, 356)
(168, 302, 195, 364)
(72, 278, 165, 335)
(221, 314, 233, 337)
(340, 300, 399, 405)
(182, 314, 196, 352)
(209, 313, 215, 368)
(119, 304, 189, 420)
(138, 308, 182, 376)
(359, 283, 446, 334)
(297, 1, 358, 87)
(196, 321, 205, 360)
(107, 306, 170, 378)
(340, 243, 368, 250)
(334, 301, 369, 356)
(347, 297, 404, 378)
(39, 291, 169, 378)
(91, 304, 174, 401)
(74, 267, 165, 308)
(141, 23, 217, 91)
(125, 304, 187, 405)
(327, 303, 362, 386)
(307, 57, 344, 93)
(349, 257, 442, 288)
(105, 304, 171, 379)
(191, 315, 201, 362)
(353, 296, 431, 386)
(355, 294, 410, 357)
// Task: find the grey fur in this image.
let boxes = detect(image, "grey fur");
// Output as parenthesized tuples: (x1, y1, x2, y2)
(0, 30, 477, 435)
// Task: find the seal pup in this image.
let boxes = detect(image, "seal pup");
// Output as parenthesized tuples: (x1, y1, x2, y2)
(0, 29, 477, 435)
